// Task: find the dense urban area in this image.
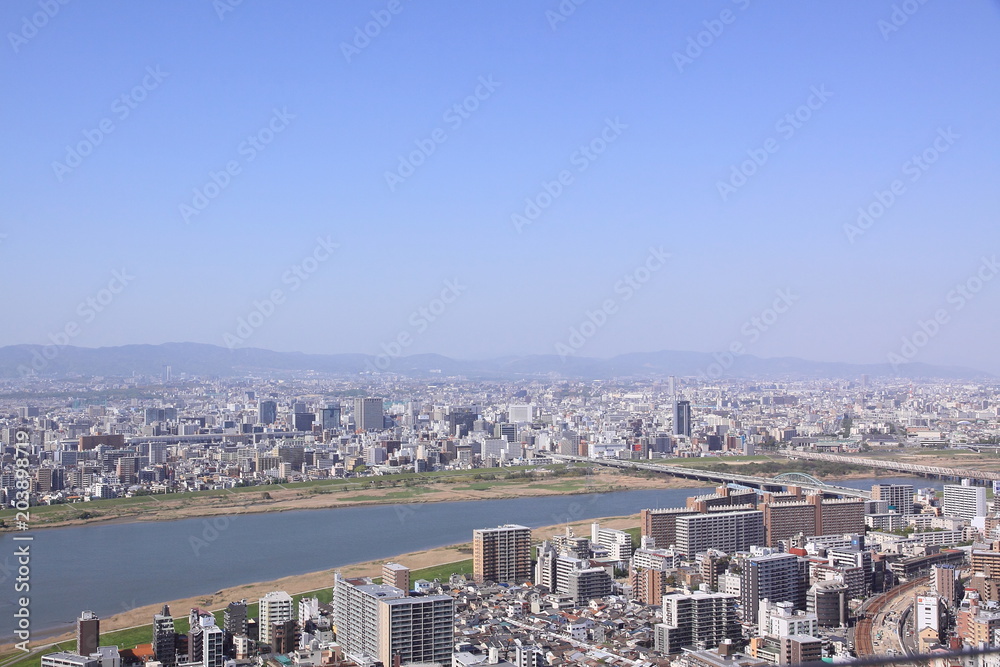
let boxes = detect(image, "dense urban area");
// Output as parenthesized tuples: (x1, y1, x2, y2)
(7, 373, 1000, 667)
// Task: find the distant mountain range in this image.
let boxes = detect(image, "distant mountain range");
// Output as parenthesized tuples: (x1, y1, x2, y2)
(0, 342, 991, 380)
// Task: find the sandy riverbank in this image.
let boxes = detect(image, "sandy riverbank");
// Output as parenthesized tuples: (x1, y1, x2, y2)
(12, 514, 641, 653)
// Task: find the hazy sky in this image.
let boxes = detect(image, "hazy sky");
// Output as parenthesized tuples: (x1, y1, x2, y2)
(3, 1, 1000, 372)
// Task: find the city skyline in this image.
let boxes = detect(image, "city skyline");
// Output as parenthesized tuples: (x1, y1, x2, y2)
(4, 3, 1000, 371)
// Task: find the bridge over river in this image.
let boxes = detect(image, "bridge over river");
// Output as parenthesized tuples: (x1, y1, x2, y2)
(550, 454, 871, 499)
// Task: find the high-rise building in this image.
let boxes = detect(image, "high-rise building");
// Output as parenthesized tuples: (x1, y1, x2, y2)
(641, 507, 697, 549)
(931, 565, 959, 606)
(382, 562, 410, 592)
(673, 400, 692, 437)
(473, 524, 532, 584)
(152, 605, 176, 667)
(353, 397, 384, 432)
(508, 404, 533, 423)
(257, 400, 277, 426)
(655, 591, 741, 654)
(333, 575, 454, 666)
(319, 405, 341, 430)
(871, 484, 915, 515)
(258, 591, 293, 648)
(223, 600, 247, 637)
(741, 553, 806, 625)
(676, 511, 764, 557)
(76, 611, 99, 656)
(943, 482, 988, 521)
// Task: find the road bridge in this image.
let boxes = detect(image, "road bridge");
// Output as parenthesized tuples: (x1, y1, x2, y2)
(780, 450, 1000, 483)
(550, 454, 871, 499)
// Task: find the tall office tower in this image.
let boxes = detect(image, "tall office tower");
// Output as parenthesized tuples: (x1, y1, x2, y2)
(741, 553, 806, 625)
(333, 574, 454, 666)
(673, 400, 691, 437)
(641, 507, 697, 549)
(163, 365, 172, 382)
(943, 482, 988, 520)
(76, 611, 99, 656)
(353, 397, 384, 431)
(473, 524, 532, 584)
(319, 405, 341, 430)
(871, 483, 915, 514)
(382, 562, 410, 592)
(291, 401, 307, 415)
(258, 591, 293, 648)
(654, 591, 741, 654)
(257, 400, 277, 426)
(153, 605, 176, 667)
(591, 523, 634, 562)
(675, 510, 765, 557)
(497, 422, 518, 443)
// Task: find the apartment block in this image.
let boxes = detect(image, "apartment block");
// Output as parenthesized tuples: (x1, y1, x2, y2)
(473, 524, 532, 584)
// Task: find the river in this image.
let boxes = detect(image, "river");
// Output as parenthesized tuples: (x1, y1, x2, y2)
(2, 476, 937, 640)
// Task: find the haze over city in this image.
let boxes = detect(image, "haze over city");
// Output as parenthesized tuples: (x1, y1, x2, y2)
(4, 1, 1000, 372)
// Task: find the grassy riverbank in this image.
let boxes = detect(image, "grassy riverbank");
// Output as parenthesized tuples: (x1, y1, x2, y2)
(0, 515, 639, 667)
(0, 465, 705, 533)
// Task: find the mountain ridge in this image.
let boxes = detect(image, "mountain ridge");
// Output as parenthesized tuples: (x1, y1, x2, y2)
(0, 343, 991, 380)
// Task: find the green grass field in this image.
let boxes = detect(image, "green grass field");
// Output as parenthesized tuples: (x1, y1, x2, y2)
(0, 464, 585, 525)
(409, 559, 474, 583)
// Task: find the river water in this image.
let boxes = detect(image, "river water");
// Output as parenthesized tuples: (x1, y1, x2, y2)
(2, 476, 936, 640)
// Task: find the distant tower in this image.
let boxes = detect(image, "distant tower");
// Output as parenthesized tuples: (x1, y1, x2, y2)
(673, 400, 691, 437)
(162, 365, 172, 382)
(257, 400, 277, 425)
(76, 610, 100, 656)
(353, 397, 384, 431)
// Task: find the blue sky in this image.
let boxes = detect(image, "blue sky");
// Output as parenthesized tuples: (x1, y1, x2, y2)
(3, 1, 1000, 372)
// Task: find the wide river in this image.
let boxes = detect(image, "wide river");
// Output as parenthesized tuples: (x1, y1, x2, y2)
(3, 476, 936, 641)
